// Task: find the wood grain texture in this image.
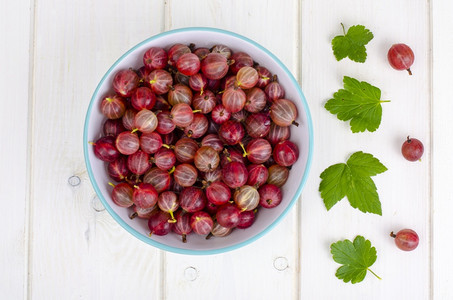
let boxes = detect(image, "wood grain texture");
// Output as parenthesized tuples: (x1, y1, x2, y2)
(164, 1, 301, 299)
(29, 0, 165, 298)
(432, 1, 453, 299)
(300, 0, 431, 298)
(0, 1, 32, 299)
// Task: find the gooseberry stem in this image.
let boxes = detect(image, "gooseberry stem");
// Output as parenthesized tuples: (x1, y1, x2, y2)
(239, 142, 247, 157)
(168, 210, 177, 223)
(168, 166, 175, 175)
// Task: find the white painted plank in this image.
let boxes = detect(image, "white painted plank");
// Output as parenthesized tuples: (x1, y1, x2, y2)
(164, 1, 301, 299)
(0, 1, 32, 299)
(29, 1, 165, 298)
(300, 0, 431, 298)
(432, 1, 453, 299)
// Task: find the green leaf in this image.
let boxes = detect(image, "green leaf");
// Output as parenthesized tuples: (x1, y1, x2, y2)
(319, 163, 351, 210)
(318, 151, 387, 215)
(343, 76, 381, 101)
(330, 236, 380, 284)
(325, 76, 389, 133)
(346, 175, 382, 215)
(347, 151, 388, 177)
(332, 24, 374, 63)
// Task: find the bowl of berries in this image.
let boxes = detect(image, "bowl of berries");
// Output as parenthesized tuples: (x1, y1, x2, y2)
(83, 27, 313, 254)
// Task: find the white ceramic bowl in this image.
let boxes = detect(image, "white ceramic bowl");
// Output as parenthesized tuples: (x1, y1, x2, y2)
(84, 27, 313, 255)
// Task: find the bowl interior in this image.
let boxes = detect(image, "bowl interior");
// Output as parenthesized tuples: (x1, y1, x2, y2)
(84, 28, 313, 254)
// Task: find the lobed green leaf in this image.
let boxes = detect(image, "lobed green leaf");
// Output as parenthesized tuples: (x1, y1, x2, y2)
(330, 236, 379, 284)
(325, 76, 386, 133)
(318, 152, 386, 215)
(331, 24, 373, 63)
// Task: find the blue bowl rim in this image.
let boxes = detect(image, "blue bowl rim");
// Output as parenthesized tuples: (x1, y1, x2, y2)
(83, 27, 314, 255)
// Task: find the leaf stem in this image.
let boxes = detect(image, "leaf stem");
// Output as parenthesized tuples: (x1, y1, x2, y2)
(340, 23, 346, 35)
(368, 268, 381, 280)
(380, 100, 391, 103)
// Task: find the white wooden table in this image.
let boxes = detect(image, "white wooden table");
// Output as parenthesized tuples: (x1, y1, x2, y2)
(2, 0, 452, 299)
